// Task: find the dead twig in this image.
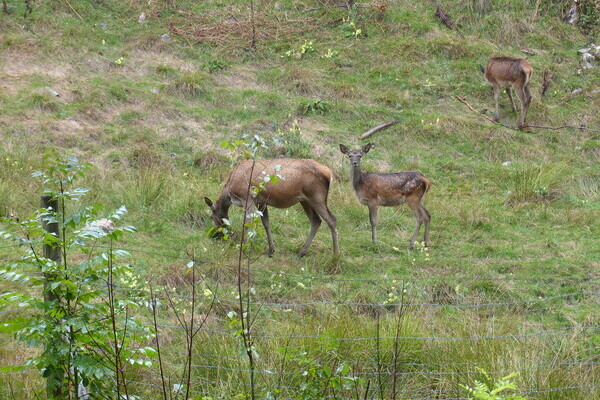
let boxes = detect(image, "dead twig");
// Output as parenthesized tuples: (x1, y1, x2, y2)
(532, 0, 542, 22)
(453, 96, 521, 131)
(454, 96, 600, 133)
(522, 124, 600, 132)
(358, 120, 401, 139)
(540, 68, 554, 97)
(434, 6, 457, 30)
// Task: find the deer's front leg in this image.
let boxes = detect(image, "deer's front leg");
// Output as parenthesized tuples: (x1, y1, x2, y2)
(368, 204, 378, 243)
(259, 206, 275, 257)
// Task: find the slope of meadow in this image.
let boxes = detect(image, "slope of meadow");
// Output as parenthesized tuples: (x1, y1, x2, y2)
(0, 0, 599, 398)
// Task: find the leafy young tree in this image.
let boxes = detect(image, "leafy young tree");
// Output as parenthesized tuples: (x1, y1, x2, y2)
(0, 153, 154, 399)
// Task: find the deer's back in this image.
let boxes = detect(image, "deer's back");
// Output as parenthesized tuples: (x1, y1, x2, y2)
(356, 172, 428, 206)
(485, 57, 533, 87)
(226, 159, 332, 207)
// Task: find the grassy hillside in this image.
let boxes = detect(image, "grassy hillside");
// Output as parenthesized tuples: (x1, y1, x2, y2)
(0, 0, 599, 398)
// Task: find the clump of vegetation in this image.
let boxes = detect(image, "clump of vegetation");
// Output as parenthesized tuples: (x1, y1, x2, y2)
(269, 120, 313, 158)
(167, 71, 213, 98)
(192, 150, 230, 170)
(28, 92, 60, 112)
(497, 162, 569, 203)
(299, 99, 330, 115)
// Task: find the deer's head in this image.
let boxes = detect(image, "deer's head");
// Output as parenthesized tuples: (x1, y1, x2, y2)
(204, 197, 228, 237)
(339, 143, 372, 166)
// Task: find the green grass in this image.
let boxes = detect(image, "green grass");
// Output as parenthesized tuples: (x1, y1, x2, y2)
(0, 0, 599, 398)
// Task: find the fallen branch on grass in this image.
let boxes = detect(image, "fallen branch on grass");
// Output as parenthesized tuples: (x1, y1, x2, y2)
(453, 96, 521, 131)
(358, 120, 402, 139)
(522, 124, 600, 132)
(454, 96, 600, 133)
(434, 6, 458, 30)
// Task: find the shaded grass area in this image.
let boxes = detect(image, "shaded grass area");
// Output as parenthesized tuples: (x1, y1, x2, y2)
(0, 0, 599, 398)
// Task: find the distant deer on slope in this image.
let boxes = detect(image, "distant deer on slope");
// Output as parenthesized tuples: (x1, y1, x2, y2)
(204, 158, 339, 257)
(480, 57, 533, 129)
(339, 144, 431, 249)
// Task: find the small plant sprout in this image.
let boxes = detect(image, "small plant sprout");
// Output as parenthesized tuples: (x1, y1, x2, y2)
(461, 368, 526, 400)
(321, 48, 339, 59)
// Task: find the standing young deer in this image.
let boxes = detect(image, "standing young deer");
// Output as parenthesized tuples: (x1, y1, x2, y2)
(339, 144, 431, 249)
(204, 158, 339, 257)
(481, 57, 533, 129)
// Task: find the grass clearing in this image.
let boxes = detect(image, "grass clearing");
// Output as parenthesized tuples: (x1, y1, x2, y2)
(0, 0, 599, 398)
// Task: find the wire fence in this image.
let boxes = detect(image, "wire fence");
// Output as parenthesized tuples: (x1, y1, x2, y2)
(1, 241, 598, 400)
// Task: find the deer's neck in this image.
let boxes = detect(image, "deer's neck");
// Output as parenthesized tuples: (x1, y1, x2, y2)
(350, 164, 364, 190)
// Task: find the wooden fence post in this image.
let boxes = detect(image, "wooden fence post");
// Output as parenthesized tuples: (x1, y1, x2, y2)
(41, 194, 65, 399)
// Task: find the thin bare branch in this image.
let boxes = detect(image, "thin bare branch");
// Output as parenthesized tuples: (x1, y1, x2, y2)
(453, 96, 521, 130)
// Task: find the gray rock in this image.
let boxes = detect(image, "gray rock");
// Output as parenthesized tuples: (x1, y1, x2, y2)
(161, 34, 171, 42)
(571, 88, 583, 95)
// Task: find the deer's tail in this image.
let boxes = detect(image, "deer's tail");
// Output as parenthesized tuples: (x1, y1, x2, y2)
(422, 176, 431, 193)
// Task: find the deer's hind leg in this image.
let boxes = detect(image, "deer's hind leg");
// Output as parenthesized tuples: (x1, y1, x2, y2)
(505, 87, 517, 112)
(307, 198, 339, 256)
(515, 84, 532, 129)
(407, 197, 424, 249)
(492, 84, 501, 122)
(297, 201, 322, 257)
(419, 205, 431, 248)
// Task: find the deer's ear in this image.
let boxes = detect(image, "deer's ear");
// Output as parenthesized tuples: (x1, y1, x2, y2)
(204, 197, 214, 209)
(339, 144, 350, 155)
(361, 143, 372, 154)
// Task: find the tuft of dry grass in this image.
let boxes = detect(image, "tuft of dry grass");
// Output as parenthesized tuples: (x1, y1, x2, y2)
(277, 65, 325, 96)
(166, 71, 214, 98)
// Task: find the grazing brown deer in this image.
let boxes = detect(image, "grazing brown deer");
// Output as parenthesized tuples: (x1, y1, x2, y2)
(480, 57, 533, 129)
(339, 144, 431, 249)
(204, 158, 339, 257)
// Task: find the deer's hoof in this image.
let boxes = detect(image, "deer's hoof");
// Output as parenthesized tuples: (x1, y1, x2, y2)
(267, 250, 275, 258)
